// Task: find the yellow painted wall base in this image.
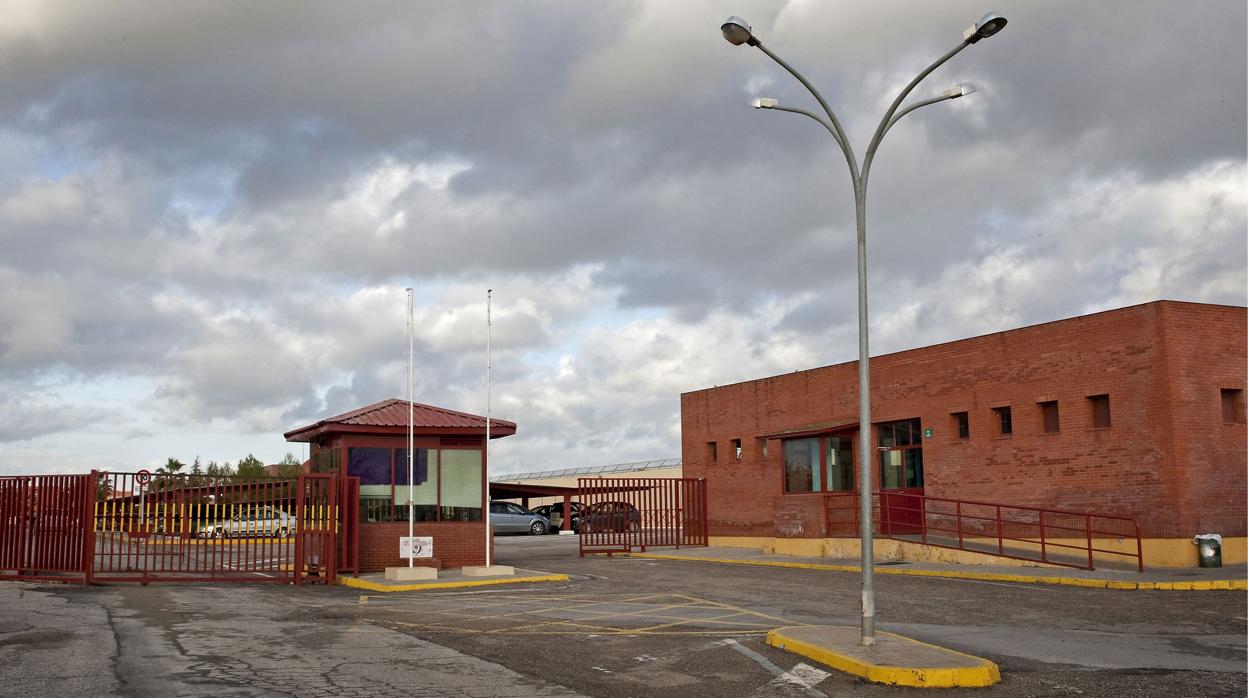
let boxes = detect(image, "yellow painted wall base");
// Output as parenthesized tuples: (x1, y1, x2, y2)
(707, 536, 1247, 569)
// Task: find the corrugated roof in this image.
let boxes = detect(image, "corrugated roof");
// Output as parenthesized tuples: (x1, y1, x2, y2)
(491, 458, 681, 483)
(285, 398, 515, 439)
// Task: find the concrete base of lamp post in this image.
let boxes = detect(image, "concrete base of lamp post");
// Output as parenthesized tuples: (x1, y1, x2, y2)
(461, 565, 515, 577)
(385, 566, 438, 582)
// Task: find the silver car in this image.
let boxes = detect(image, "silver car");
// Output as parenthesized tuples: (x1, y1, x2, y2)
(489, 502, 549, 535)
(199, 506, 296, 538)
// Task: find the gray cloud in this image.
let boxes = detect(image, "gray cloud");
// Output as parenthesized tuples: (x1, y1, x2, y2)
(0, 1, 1243, 473)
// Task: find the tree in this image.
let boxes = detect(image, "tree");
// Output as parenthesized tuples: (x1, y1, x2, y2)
(275, 452, 304, 480)
(236, 454, 266, 480)
(157, 458, 185, 476)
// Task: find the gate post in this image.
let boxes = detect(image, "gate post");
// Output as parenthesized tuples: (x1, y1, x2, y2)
(82, 472, 96, 586)
(293, 475, 305, 586)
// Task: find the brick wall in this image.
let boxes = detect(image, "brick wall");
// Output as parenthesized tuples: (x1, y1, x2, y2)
(682, 301, 1247, 539)
(358, 522, 491, 572)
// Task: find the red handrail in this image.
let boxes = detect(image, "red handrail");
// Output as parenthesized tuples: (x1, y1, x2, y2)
(822, 491, 1143, 572)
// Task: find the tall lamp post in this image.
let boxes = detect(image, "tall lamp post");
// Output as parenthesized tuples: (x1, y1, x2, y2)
(721, 11, 1008, 646)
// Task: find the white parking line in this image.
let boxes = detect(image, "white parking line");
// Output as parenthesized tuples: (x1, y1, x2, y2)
(720, 638, 828, 695)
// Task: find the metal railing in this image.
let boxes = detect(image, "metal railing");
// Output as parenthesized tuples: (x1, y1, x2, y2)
(823, 491, 1143, 571)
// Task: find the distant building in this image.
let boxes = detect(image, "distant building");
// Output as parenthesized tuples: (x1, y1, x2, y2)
(492, 458, 682, 507)
(681, 301, 1246, 567)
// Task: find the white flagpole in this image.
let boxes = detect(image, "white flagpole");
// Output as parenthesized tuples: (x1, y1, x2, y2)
(484, 289, 492, 567)
(407, 288, 414, 568)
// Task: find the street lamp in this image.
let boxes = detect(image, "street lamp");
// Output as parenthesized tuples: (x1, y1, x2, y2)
(721, 12, 1007, 646)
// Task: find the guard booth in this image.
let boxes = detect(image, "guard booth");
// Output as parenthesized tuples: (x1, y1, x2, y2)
(577, 477, 707, 556)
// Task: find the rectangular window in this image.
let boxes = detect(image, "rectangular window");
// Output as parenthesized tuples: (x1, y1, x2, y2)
(756, 437, 769, 459)
(1040, 401, 1060, 433)
(826, 436, 854, 492)
(993, 406, 1012, 435)
(782, 438, 821, 493)
(731, 438, 743, 461)
(1223, 389, 1244, 424)
(1089, 394, 1111, 428)
(440, 449, 482, 522)
(706, 441, 718, 463)
(355, 448, 438, 522)
(952, 412, 970, 440)
(877, 419, 923, 489)
(312, 448, 340, 474)
(394, 449, 438, 522)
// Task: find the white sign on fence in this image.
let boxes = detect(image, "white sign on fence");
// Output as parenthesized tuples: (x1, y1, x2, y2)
(399, 536, 433, 559)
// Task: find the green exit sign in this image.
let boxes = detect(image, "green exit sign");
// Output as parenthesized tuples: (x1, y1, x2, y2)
(923, 427, 934, 439)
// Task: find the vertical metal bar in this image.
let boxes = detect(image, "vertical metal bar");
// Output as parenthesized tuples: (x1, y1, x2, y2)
(1134, 520, 1143, 573)
(996, 505, 1003, 556)
(920, 495, 927, 545)
(294, 475, 305, 586)
(1085, 514, 1093, 570)
(958, 501, 968, 551)
(1039, 510, 1047, 564)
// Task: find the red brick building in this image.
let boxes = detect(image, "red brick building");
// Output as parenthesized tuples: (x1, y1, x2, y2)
(681, 301, 1246, 565)
(285, 399, 515, 572)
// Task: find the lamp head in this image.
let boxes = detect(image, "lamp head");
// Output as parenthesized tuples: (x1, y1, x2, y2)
(963, 12, 1007, 44)
(721, 16, 757, 46)
(750, 97, 778, 109)
(942, 83, 977, 98)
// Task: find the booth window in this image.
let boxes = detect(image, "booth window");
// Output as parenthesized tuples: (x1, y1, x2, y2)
(1088, 394, 1111, 428)
(1039, 401, 1060, 433)
(440, 449, 483, 522)
(352, 447, 438, 522)
(312, 448, 340, 474)
(731, 439, 743, 461)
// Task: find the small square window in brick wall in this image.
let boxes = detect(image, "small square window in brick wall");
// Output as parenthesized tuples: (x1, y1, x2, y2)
(1089, 394, 1111, 428)
(1039, 401, 1060, 433)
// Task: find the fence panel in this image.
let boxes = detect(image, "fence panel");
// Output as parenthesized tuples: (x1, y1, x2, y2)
(578, 477, 707, 556)
(0, 474, 92, 582)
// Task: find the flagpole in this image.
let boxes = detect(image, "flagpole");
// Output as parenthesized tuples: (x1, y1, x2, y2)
(484, 289, 493, 567)
(406, 288, 414, 568)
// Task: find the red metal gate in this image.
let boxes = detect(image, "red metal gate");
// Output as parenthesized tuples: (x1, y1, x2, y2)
(578, 477, 707, 556)
(0, 475, 93, 583)
(2, 471, 358, 585)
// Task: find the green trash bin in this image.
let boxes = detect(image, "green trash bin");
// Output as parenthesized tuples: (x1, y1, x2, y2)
(1194, 534, 1222, 568)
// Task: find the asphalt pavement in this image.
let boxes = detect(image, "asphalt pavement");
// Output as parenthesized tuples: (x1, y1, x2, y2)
(0, 533, 1242, 697)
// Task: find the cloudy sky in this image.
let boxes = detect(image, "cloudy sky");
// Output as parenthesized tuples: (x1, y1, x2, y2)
(1, 1, 1244, 477)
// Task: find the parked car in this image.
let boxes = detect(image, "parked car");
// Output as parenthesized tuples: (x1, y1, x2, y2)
(578, 501, 641, 534)
(532, 502, 584, 533)
(198, 506, 296, 538)
(489, 502, 549, 535)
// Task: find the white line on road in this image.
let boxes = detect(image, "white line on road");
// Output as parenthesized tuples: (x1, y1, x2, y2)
(720, 638, 828, 696)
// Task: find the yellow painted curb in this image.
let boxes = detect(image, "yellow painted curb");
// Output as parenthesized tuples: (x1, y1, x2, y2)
(622, 553, 1248, 591)
(338, 573, 569, 593)
(766, 627, 1001, 688)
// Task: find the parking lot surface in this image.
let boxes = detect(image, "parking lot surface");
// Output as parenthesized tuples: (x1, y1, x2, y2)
(0, 535, 1243, 696)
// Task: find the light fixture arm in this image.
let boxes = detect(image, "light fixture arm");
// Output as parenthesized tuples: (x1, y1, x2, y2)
(768, 105, 845, 151)
(754, 41, 860, 188)
(862, 40, 969, 189)
(879, 93, 958, 142)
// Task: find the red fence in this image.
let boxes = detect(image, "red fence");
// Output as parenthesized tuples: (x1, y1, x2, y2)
(578, 477, 707, 556)
(823, 491, 1143, 572)
(0, 475, 93, 583)
(1, 471, 358, 585)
